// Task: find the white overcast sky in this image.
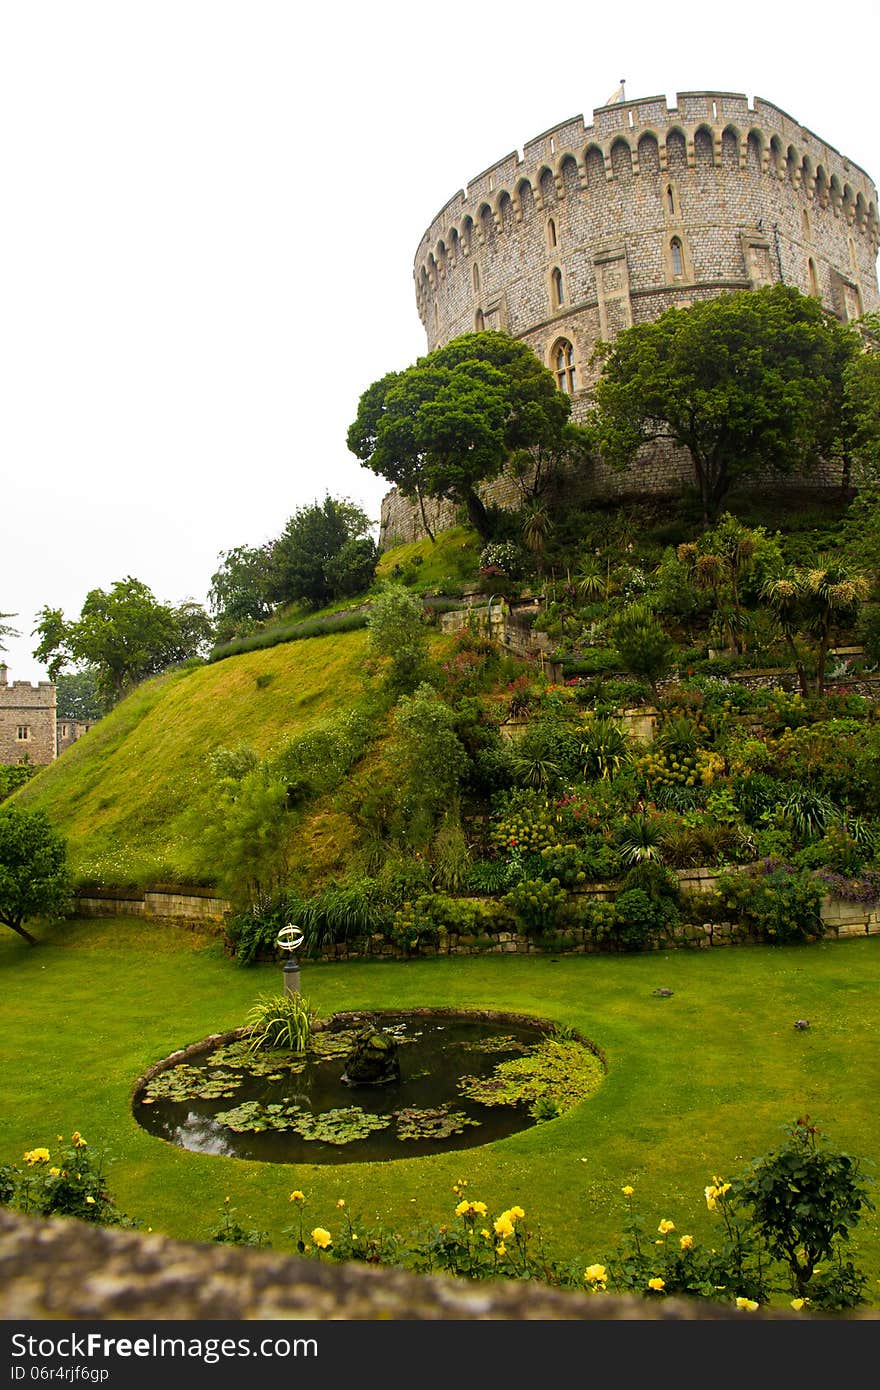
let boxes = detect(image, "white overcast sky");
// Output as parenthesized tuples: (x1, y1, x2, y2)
(2, 1, 878, 684)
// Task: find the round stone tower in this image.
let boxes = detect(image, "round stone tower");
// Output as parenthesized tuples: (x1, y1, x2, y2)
(377, 91, 879, 544)
(414, 89, 879, 407)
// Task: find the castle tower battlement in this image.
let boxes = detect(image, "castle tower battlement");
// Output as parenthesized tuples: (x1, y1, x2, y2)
(379, 89, 880, 546)
(0, 664, 57, 766)
(414, 90, 879, 376)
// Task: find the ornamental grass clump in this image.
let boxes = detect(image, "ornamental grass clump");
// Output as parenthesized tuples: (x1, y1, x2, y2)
(244, 992, 315, 1053)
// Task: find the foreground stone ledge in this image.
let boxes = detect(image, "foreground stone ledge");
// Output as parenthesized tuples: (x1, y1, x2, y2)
(0, 1209, 825, 1321)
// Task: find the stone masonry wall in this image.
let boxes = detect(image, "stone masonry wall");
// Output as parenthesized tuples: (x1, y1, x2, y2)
(380, 89, 880, 547)
(0, 665, 56, 766)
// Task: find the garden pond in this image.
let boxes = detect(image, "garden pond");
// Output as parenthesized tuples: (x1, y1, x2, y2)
(132, 1009, 604, 1165)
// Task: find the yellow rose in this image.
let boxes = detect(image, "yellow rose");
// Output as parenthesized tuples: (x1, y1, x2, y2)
(311, 1228, 332, 1250)
(508, 1206, 525, 1220)
(584, 1264, 607, 1285)
(735, 1297, 758, 1311)
(658, 1219, 675, 1235)
(336, 1199, 346, 1209)
(680, 1234, 694, 1251)
(493, 1212, 515, 1240)
(647, 1277, 665, 1292)
(23, 1148, 50, 1165)
(455, 1200, 470, 1217)
(622, 1185, 634, 1197)
(790, 1298, 806, 1311)
(289, 1191, 305, 1203)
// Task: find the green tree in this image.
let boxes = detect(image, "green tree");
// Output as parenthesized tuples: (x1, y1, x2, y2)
(761, 559, 869, 695)
(676, 514, 782, 654)
(366, 584, 430, 693)
(590, 285, 857, 523)
(612, 604, 675, 700)
(839, 312, 880, 486)
(347, 331, 584, 541)
(209, 544, 275, 640)
(0, 612, 20, 653)
(32, 579, 214, 709)
(55, 668, 102, 723)
(268, 495, 375, 609)
(735, 1116, 873, 1306)
(392, 683, 470, 830)
(0, 807, 70, 944)
(194, 763, 292, 913)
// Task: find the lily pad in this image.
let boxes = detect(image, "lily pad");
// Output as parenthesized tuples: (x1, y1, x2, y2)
(286, 1107, 392, 1144)
(458, 1038, 603, 1113)
(394, 1106, 480, 1141)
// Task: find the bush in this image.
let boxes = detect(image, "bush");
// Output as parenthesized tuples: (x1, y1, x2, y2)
(503, 876, 568, 936)
(716, 863, 825, 943)
(581, 886, 678, 952)
(0, 763, 37, 804)
(225, 893, 306, 966)
(1, 1132, 134, 1227)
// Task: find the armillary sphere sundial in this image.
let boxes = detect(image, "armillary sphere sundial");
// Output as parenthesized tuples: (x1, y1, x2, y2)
(276, 924, 304, 993)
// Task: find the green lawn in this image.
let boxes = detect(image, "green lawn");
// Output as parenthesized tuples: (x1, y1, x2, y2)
(2, 915, 878, 1303)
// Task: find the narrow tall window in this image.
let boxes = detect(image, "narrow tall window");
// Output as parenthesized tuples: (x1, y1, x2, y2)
(547, 217, 557, 249)
(670, 237, 684, 278)
(551, 266, 564, 306)
(553, 339, 577, 393)
(475, 308, 485, 331)
(666, 185, 675, 215)
(473, 262, 480, 293)
(808, 258, 819, 297)
(16, 726, 30, 740)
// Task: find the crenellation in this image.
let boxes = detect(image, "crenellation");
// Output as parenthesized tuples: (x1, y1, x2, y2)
(0, 663, 93, 767)
(389, 88, 879, 545)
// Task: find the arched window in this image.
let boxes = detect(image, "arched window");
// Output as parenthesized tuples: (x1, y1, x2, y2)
(670, 237, 684, 278)
(473, 262, 480, 293)
(551, 266, 564, 306)
(802, 207, 811, 239)
(552, 339, 577, 394)
(475, 308, 485, 331)
(547, 217, 557, 249)
(666, 184, 676, 215)
(808, 258, 819, 297)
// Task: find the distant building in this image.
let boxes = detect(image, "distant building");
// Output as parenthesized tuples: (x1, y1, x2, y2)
(0, 664, 93, 765)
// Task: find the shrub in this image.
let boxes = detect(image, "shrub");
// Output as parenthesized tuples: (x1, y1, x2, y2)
(716, 863, 825, 944)
(225, 892, 306, 966)
(579, 716, 633, 781)
(503, 876, 568, 936)
(2, 1132, 134, 1227)
(582, 886, 678, 952)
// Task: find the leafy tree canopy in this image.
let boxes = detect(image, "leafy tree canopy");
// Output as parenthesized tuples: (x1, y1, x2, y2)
(267, 495, 376, 610)
(32, 578, 214, 708)
(209, 544, 275, 641)
(347, 331, 585, 541)
(590, 285, 858, 522)
(0, 806, 70, 944)
(842, 311, 880, 480)
(0, 611, 20, 653)
(55, 667, 102, 723)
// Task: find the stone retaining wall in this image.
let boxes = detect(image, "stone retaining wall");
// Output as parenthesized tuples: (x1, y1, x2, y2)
(73, 878, 879, 955)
